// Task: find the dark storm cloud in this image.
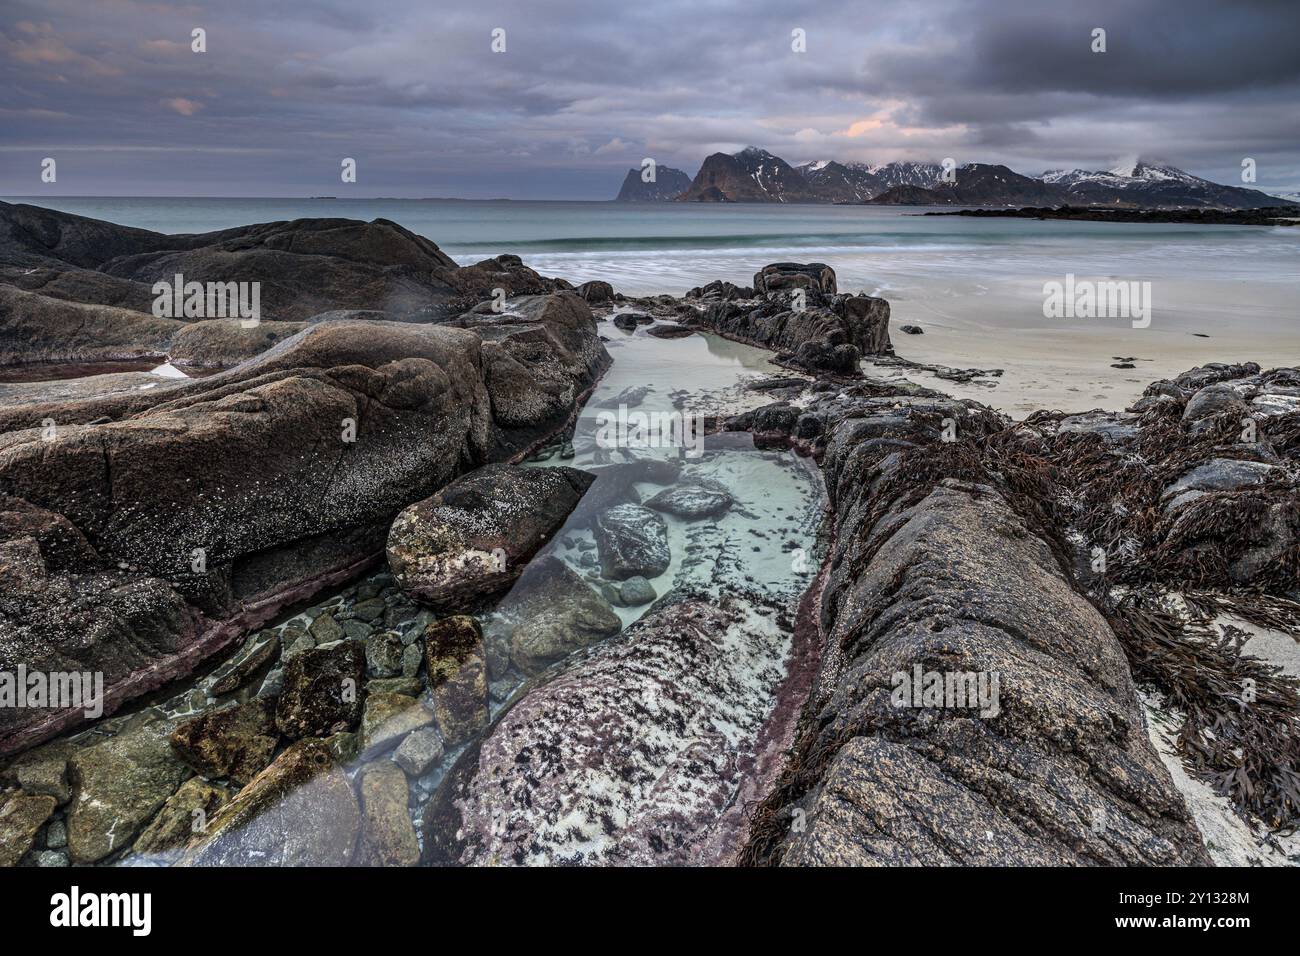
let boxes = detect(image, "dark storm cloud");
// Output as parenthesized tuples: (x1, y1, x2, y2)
(1, 0, 1296, 197)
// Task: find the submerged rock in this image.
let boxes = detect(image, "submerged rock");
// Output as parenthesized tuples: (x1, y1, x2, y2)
(423, 615, 490, 745)
(66, 719, 191, 863)
(170, 699, 278, 786)
(274, 641, 366, 740)
(181, 739, 359, 866)
(594, 504, 671, 579)
(0, 790, 56, 867)
(132, 777, 232, 858)
(645, 481, 734, 519)
(357, 761, 419, 867)
(360, 692, 434, 757)
(619, 576, 657, 607)
(393, 727, 445, 777)
(486, 555, 622, 676)
(387, 464, 595, 611)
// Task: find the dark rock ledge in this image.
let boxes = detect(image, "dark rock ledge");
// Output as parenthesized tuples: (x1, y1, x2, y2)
(0, 207, 610, 757)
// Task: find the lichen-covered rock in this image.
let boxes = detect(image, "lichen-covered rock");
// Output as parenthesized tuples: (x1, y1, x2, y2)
(0, 790, 56, 867)
(594, 504, 670, 579)
(423, 593, 792, 865)
(387, 464, 595, 611)
(357, 761, 419, 867)
(0, 738, 74, 805)
(132, 777, 232, 858)
(274, 640, 366, 739)
(180, 739, 359, 866)
(423, 616, 489, 745)
(66, 719, 191, 863)
(169, 699, 278, 786)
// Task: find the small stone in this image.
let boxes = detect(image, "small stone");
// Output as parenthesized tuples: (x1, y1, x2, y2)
(132, 777, 232, 857)
(360, 692, 434, 757)
(352, 597, 387, 622)
(0, 791, 57, 867)
(37, 850, 70, 867)
(401, 642, 423, 678)
(393, 728, 444, 777)
(341, 619, 373, 641)
(366, 631, 404, 678)
(45, 817, 67, 849)
(424, 616, 490, 746)
(210, 631, 279, 696)
(274, 640, 366, 739)
(619, 576, 657, 606)
(169, 699, 278, 786)
(309, 613, 345, 644)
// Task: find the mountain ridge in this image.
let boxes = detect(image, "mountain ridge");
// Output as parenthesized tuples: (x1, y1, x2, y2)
(615, 149, 1294, 209)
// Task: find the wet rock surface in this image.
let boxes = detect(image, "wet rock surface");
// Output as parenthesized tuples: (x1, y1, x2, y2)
(423, 593, 793, 865)
(594, 504, 671, 579)
(387, 464, 595, 610)
(0, 285, 608, 755)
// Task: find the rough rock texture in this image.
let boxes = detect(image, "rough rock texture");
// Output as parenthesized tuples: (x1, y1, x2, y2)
(645, 481, 734, 519)
(169, 699, 278, 785)
(387, 463, 594, 610)
(66, 718, 191, 863)
(359, 691, 434, 757)
(752, 262, 837, 296)
(594, 504, 671, 579)
(423, 594, 792, 865)
(687, 274, 891, 373)
(0, 790, 56, 866)
(131, 777, 232, 858)
(484, 555, 622, 677)
(180, 738, 359, 866)
(0, 286, 609, 756)
(274, 641, 366, 740)
(743, 385, 1210, 866)
(423, 615, 489, 745)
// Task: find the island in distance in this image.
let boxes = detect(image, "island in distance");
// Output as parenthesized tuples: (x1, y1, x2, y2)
(615, 146, 1295, 209)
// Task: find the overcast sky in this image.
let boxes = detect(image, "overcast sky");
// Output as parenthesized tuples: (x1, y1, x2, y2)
(2, 0, 1297, 198)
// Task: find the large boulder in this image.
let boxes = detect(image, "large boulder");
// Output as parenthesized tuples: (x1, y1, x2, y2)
(0, 290, 609, 756)
(753, 262, 837, 296)
(423, 593, 794, 865)
(387, 464, 594, 611)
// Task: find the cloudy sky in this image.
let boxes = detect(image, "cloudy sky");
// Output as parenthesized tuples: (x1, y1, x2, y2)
(2, 0, 1297, 198)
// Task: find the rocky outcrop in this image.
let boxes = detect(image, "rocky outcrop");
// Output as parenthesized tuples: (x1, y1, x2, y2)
(0, 202, 572, 368)
(741, 384, 1210, 866)
(0, 288, 608, 757)
(387, 464, 595, 611)
(689, 272, 892, 373)
(615, 167, 693, 202)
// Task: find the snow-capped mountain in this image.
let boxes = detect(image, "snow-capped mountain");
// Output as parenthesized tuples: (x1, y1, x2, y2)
(626, 147, 1296, 208)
